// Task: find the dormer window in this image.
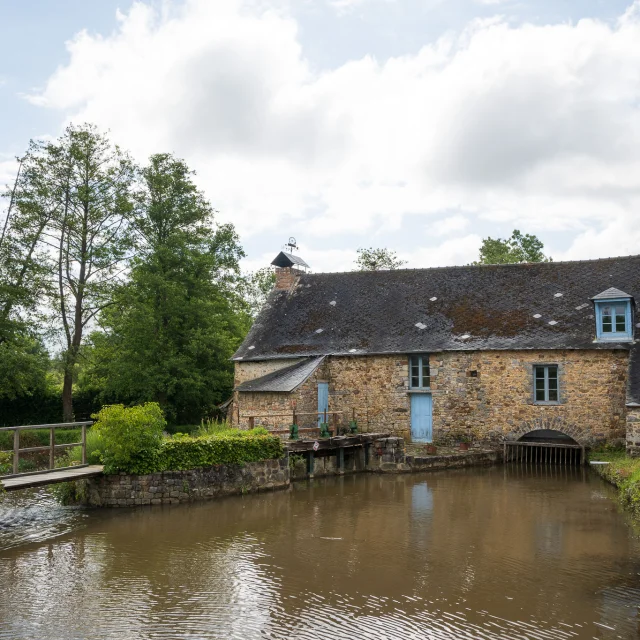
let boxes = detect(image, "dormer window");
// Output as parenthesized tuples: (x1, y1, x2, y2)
(592, 288, 634, 341)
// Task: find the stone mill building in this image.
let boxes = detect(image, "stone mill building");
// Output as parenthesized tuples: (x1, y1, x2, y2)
(231, 250, 640, 454)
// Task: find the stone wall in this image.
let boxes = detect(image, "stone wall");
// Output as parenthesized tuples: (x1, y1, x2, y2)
(626, 406, 640, 456)
(79, 458, 289, 507)
(234, 349, 629, 446)
(432, 350, 628, 446)
(289, 436, 503, 478)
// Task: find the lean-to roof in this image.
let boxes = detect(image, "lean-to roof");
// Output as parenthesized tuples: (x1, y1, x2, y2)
(235, 357, 324, 392)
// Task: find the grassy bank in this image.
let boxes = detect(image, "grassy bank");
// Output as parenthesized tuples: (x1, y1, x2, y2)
(589, 447, 640, 517)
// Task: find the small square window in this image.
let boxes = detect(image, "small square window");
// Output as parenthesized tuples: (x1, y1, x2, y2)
(534, 365, 559, 403)
(409, 355, 430, 389)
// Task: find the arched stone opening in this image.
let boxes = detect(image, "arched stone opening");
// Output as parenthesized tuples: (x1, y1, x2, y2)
(506, 417, 587, 447)
(518, 429, 579, 446)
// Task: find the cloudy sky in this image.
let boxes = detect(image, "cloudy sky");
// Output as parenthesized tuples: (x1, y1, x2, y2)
(1, 0, 639, 272)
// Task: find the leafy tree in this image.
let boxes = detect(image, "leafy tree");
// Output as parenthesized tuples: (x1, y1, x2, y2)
(45, 124, 135, 421)
(475, 229, 551, 265)
(240, 267, 276, 318)
(0, 144, 61, 400)
(355, 247, 407, 271)
(90, 153, 248, 424)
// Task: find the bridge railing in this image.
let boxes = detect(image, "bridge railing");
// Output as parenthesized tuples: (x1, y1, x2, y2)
(0, 421, 93, 479)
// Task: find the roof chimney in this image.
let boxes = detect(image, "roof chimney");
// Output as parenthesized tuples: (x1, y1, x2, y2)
(271, 237, 309, 290)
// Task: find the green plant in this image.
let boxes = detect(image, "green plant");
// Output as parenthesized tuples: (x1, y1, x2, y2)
(197, 417, 234, 437)
(288, 453, 305, 470)
(93, 403, 166, 474)
(64, 428, 104, 466)
(158, 431, 283, 472)
(51, 480, 87, 505)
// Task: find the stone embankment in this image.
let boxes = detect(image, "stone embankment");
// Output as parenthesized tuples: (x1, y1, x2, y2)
(290, 435, 502, 479)
(79, 458, 289, 507)
(77, 436, 503, 507)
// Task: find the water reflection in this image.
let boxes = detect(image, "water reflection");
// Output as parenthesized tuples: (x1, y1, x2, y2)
(1, 467, 640, 639)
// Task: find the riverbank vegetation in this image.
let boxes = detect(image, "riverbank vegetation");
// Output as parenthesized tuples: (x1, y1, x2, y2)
(66, 403, 283, 476)
(589, 446, 640, 517)
(0, 124, 274, 429)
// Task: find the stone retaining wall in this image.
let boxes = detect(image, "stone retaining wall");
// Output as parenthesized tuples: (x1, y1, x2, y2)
(79, 458, 289, 507)
(289, 436, 502, 478)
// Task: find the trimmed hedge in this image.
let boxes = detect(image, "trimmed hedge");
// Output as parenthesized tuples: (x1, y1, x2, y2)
(160, 432, 284, 471)
(101, 431, 284, 475)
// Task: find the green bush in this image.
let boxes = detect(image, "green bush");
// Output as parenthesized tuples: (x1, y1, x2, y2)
(159, 431, 283, 471)
(64, 428, 104, 466)
(93, 403, 166, 474)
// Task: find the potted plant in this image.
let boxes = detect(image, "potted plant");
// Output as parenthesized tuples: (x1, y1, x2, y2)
(458, 433, 471, 451)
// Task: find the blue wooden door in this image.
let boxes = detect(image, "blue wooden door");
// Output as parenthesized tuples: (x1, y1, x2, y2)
(411, 394, 432, 442)
(318, 382, 329, 426)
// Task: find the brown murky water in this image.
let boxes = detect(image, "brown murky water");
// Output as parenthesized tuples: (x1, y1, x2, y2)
(1, 466, 640, 639)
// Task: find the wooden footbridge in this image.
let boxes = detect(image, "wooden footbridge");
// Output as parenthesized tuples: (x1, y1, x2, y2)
(0, 422, 104, 492)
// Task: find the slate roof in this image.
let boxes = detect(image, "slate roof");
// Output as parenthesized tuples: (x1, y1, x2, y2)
(271, 251, 310, 269)
(234, 255, 640, 361)
(627, 345, 640, 407)
(235, 357, 324, 392)
(591, 287, 634, 300)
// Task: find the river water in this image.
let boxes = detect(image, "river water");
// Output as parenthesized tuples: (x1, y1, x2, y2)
(1, 466, 639, 639)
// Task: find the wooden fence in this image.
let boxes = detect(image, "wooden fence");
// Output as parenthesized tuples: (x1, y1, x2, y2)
(0, 421, 92, 478)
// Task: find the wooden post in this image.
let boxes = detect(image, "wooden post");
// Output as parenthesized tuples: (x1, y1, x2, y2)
(81, 424, 87, 465)
(248, 416, 255, 430)
(13, 429, 20, 474)
(50, 427, 55, 469)
(308, 451, 315, 477)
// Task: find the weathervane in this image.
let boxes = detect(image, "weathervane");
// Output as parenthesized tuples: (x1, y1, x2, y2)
(283, 237, 298, 254)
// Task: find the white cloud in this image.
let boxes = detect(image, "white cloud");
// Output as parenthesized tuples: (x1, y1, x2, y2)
(27, 0, 640, 272)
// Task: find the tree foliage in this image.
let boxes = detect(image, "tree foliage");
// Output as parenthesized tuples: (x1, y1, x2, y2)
(240, 267, 276, 317)
(355, 247, 407, 271)
(0, 125, 280, 426)
(85, 153, 248, 424)
(475, 229, 551, 265)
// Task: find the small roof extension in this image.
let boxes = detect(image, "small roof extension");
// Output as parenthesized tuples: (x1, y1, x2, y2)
(235, 356, 324, 393)
(271, 251, 310, 269)
(591, 287, 633, 300)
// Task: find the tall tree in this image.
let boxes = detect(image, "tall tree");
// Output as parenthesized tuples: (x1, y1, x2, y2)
(90, 154, 247, 423)
(355, 247, 407, 271)
(47, 124, 135, 420)
(475, 229, 551, 265)
(0, 145, 59, 399)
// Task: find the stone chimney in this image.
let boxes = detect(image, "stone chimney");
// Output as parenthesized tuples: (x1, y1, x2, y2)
(271, 246, 310, 290)
(275, 266, 304, 290)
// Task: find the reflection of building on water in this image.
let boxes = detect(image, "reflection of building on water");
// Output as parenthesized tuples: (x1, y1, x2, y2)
(2, 470, 640, 639)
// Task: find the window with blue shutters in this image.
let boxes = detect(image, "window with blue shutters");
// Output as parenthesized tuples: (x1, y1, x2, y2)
(595, 299, 633, 341)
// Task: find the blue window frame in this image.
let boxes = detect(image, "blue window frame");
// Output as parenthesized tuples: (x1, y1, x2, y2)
(410, 354, 430, 389)
(595, 299, 633, 341)
(534, 365, 559, 403)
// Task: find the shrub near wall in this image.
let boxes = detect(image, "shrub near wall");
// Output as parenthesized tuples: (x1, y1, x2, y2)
(161, 431, 284, 471)
(92, 403, 284, 476)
